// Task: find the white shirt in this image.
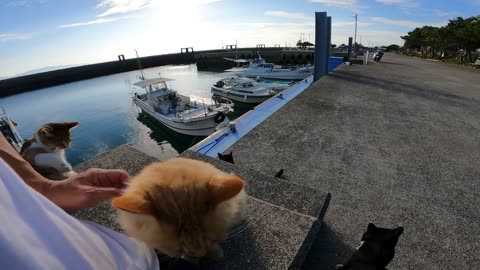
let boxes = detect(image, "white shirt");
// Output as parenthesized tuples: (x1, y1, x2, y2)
(0, 158, 159, 270)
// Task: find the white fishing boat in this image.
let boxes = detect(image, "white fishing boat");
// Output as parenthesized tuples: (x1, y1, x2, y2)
(225, 53, 313, 80)
(211, 77, 288, 104)
(0, 107, 24, 151)
(133, 77, 234, 136)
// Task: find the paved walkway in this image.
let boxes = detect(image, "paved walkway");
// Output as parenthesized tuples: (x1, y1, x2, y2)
(226, 53, 480, 269)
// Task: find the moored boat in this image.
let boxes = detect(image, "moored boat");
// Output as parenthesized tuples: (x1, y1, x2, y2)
(211, 77, 288, 104)
(133, 77, 234, 136)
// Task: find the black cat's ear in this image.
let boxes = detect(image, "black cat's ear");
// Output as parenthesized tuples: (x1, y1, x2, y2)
(218, 153, 224, 158)
(393, 227, 404, 237)
(367, 223, 377, 232)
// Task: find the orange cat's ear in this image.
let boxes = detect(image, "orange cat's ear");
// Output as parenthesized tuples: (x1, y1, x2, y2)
(112, 195, 151, 215)
(63, 122, 79, 129)
(210, 176, 244, 205)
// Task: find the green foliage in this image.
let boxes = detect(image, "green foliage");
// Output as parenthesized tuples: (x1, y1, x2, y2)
(401, 16, 480, 62)
(386, 44, 400, 51)
(296, 40, 314, 48)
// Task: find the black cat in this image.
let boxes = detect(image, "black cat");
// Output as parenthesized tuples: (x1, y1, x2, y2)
(338, 223, 403, 270)
(218, 151, 234, 164)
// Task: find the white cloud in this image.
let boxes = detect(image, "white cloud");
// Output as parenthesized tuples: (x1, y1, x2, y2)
(4, 0, 46, 7)
(370, 17, 446, 28)
(375, 0, 418, 8)
(5, 1, 28, 6)
(96, 0, 222, 17)
(96, 0, 152, 17)
(57, 18, 119, 28)
(333, 21, 372, 28)
(264, 10, 310, 20)
(0, 33, 33, 42)
(310, 0, 357, 7)
(309, 0, 369, 11)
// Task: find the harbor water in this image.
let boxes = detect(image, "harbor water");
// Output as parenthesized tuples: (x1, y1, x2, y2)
(0, 64, 256, 165)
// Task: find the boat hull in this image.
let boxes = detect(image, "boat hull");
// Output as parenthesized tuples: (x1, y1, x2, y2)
(211, 88, 274, 104)
(133, 98, 227, 136)
(241, 70, 312, 80)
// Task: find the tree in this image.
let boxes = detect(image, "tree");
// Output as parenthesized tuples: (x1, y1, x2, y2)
(386, 44, 400, 51)
(401, 15, 480, 62)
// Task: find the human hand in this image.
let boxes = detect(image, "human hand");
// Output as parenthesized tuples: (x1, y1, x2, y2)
(45, 168, 129, 213)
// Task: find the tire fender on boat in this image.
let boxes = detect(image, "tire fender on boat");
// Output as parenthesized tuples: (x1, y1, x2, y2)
(214, 112, 226, 124)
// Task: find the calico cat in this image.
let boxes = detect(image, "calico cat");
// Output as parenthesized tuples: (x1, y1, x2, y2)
(338, 223, 404, 270)
(20, 122, 78, 180)
(112, 157, 247, 261)
(218, 151, 285, 179)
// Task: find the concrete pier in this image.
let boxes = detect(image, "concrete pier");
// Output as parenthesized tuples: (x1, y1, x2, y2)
(73, 53, 480, 269)
(221, 53, 480, 269)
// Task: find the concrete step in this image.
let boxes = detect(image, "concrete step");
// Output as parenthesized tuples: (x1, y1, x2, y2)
(73, 145, 331, 270)
(181, 150, 330, 219)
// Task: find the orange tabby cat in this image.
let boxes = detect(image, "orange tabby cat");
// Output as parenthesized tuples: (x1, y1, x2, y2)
(112, 157, 247, 261)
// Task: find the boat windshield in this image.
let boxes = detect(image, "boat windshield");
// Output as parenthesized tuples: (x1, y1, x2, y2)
(257, 63, 274, 68)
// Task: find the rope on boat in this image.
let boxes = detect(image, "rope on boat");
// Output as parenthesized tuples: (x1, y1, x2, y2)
(196, 121, 238, 155)
(196, 131, 231, 154)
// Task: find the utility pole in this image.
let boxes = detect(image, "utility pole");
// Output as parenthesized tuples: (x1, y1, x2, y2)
(354, 13, 358, 54)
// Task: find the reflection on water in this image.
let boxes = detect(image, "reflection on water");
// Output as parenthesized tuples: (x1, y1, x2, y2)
(135, 112, 203, 157)
(0, 64, 253, 165)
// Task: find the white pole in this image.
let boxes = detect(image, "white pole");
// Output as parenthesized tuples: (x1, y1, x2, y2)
(354, 14, 358, 54)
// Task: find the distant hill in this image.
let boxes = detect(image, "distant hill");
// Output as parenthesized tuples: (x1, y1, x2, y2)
(14, 64, 81, 77)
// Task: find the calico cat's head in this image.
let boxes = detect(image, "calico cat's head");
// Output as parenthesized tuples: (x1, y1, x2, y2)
(112, 158, 246, 260)
(35, 122, 78, 149)
(218, 151, 234, 164)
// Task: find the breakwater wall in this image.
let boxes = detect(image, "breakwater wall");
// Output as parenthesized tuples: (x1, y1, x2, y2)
(0, 52, 194, 97)
(0, 47, 347, 97)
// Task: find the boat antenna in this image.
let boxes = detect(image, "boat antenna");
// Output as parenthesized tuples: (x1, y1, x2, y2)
(135, 49, 146, 80)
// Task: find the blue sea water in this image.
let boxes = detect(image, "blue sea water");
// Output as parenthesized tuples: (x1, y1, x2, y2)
(0, 65, 254, 165)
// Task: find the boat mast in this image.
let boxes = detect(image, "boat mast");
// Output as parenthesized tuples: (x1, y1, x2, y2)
(135, 49, 151, 95)
(135, 49, 146, 80)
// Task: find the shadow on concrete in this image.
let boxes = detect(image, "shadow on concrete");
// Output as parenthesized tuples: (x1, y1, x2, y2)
(377, 61, 408, 66)
(158, 225, 266, 270)
(330, 72, 476, 106)
(302, 222, 353, 270)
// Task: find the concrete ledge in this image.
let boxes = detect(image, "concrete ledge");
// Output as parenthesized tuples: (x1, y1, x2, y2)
(73, 145, 330, 269)
(181, 150, 330, 219)
(161, 197, 320, 270)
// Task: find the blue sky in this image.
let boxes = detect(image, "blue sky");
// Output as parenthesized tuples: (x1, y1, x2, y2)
(0, 0, 478, 77)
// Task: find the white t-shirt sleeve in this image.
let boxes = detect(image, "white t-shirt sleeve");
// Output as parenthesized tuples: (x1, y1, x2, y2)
(0, 158, 159, 270)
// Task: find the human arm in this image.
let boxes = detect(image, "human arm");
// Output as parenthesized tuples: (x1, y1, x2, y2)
(0, 133, 129, 212)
